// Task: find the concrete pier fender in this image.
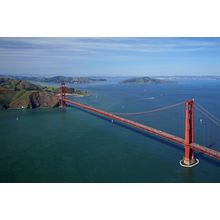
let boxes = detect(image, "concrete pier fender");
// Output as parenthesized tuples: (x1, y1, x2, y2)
(179, 158, 199, 168)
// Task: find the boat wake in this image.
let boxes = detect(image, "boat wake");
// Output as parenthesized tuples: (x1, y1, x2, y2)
(142, 97, 155, 100)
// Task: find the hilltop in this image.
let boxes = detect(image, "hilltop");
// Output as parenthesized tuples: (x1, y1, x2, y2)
(0, 78, 88, 110)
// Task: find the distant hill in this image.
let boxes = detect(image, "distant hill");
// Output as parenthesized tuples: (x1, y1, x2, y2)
(42, 76, 107, 84)
(121, 76, 170, 84)
(0, 78, 88, 110)
(0, 75, 107, 84)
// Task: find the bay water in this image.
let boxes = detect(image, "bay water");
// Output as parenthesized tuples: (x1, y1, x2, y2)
(0, 79, 220, 182)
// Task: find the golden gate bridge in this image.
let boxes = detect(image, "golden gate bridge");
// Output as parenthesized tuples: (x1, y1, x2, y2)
(59, 83, 220, 168)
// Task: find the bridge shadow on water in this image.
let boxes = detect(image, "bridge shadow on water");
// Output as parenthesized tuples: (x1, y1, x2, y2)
(67, 105, 220, 168)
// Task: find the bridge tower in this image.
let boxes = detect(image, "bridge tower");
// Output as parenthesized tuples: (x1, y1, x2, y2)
(60, 82, 67, 108)
(180, 99, 199, 167)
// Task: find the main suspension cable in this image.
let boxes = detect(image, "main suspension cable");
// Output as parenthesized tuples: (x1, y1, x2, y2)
(196, 103, 220, 123)
(111, 101, 185, 115)
(195, 105, 220, 127)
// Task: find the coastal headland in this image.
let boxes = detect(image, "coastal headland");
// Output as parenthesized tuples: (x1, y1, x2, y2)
(0, 78, 88, 110)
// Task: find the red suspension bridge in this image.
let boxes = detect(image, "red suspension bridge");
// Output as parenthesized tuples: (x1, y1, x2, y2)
(59, 83, 220, 167)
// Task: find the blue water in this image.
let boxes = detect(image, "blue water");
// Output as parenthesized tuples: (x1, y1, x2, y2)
(0, 79, 220, 182)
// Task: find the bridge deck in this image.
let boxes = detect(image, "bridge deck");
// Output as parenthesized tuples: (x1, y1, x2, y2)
(64, 99, 220, 161)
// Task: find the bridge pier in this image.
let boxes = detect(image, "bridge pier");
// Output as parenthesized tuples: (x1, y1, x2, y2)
(179, 144, 199, 167)
(180, 100, 199, 167)
(60, 82, 67, 108)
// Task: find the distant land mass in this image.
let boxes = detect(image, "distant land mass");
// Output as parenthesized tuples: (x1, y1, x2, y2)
(155, 75, 220, 80)
(121, 76, 171, 84)
(0, 78, 88, 110)
(0, 75, 107, 84)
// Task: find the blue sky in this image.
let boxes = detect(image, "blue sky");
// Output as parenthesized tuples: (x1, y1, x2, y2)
(0, 37, 220, 76)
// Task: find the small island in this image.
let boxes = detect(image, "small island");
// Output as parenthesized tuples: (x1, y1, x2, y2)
(0, 78, 88, 110)
(121, 76, 170, 84)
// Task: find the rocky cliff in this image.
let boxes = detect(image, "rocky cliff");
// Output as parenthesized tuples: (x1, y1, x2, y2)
(8, 91, 59, 109)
